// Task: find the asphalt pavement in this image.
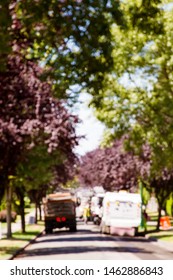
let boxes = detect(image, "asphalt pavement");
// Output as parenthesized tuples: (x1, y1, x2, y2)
(1, 215, 173, 259)
(14, 222, 173, 260)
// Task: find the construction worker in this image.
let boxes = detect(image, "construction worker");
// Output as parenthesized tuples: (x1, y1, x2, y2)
(83, 204, 91, 224)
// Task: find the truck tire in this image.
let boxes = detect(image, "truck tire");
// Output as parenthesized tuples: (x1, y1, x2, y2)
(45, 228, 53, 234)
(45, 221, 53, 234)
(134, 227, 139, 236)
(100, 222, 110, 234)
(100, 221, 105, 233)
(69, 221, 77, 232)
(105, 225, 110, 234)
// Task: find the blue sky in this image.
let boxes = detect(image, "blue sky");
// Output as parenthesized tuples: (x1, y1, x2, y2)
(74, 92, 105, 156)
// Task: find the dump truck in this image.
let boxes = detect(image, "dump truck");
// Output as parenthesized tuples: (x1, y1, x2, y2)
(100, 191, 142, 236)
(43, 192, 77, 234)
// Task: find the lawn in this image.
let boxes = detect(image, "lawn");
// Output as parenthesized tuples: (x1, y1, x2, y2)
(0, 221, 44, 260)
(146, 213, 173, 242)
(148, 232, 173, 242)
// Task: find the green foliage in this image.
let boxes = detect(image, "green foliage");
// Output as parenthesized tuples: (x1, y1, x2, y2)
(0, 222, 44, 260)
(63, 176, 80, 190)
(0, 0, 12, 70)
(92, 0, 173, 174)
(17, 145, 56, 191)
(0, 1, 125, 103)
(166, 194, 173, 216)
(142, 185, 150, 206)
(0, 197, 6, 211)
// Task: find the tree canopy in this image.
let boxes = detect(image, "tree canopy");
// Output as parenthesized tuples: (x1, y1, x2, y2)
(0, 54, 78, 198)
(1, 1, 163, 102)
(0, 0, 125, 102)
(91, 0, 173, 173)
(78, 138, 143, 191)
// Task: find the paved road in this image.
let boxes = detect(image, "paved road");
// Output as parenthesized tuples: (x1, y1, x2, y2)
(14, 221, 173, 260)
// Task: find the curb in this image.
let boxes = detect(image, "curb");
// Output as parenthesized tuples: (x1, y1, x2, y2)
(8, 230, 44, 260)
(146, 235, 173, 253)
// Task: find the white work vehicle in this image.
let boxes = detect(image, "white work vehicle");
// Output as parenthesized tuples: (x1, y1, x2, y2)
(100, 191, 142, 236)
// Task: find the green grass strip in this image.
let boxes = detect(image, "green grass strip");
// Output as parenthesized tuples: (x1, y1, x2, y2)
(0, 221, 44, 260)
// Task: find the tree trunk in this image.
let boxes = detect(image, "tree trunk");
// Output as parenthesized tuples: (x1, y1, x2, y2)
(157, 206, 162, 231)
(38, 203, 42, 221)
(35, 202, 38, 224)
(20, 193, 25, 233)
(6, 184, 12, 238)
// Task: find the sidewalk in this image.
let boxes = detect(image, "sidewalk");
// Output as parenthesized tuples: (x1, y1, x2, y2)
(0, 211, 35, 238)
(153, 239, 173, 253)
(146, 235, 173, 253)
(146, 221, 173, 253)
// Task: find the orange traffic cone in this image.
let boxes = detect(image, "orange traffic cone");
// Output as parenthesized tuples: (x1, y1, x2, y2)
(160, 216, 171, 230)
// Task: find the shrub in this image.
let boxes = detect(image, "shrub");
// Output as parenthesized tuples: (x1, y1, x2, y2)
(0, 210, 17, 222)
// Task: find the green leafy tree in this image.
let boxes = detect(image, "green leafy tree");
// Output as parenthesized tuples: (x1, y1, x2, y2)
(0, 0, 125, 102)
(0, 0, 12, 70)
(14, 145, 54, 231)
(141, 170, 173, 230)
(13, 141, 78, 232)
(0, 0, 164, 104)
(92, 1, 173, 172)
